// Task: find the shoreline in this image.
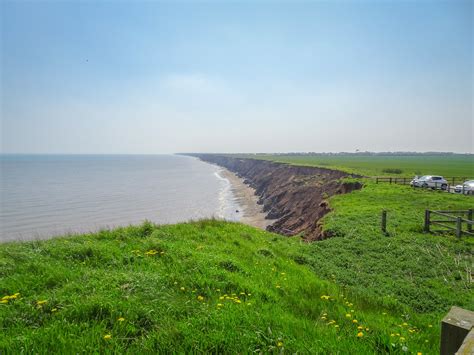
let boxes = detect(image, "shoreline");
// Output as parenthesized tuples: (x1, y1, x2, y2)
(218, 168, 274, 230)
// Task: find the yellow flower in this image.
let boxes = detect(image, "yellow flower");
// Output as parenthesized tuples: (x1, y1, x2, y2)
(400, 337, 405, 341)
(357, 326, 363, 330)
(390, 333, 396, 337)
(428, 324, 433, 328)
(345, 313, 352, 318)
(2, 296, 10, 300)
(350, 309, 355, 313)
(234, 299, 242, 304)
(357, 332, 364, 337)
(145, 249, 158, 256)
(402, 322, 408, 327)
(117, 317, 125, 322)
(276, 285, 281, 289)
(334, 325, 339, 328)
(217, 303, 223, 307)
(180, 287, 185, 291)
(320, 295, 330, 300)
(103, 334, 112, 340)
(365, 327, 369, 331)
(0, 300, 8, 304)
(219, 296, 224, 300)
(52, 308, 58, 312)
(197, 295, 204, 301)
(352, 319, 358, 324)
(321, 316, 327, 320)
(417, 353, 422, 355)
(277, 341, 283, 347)
(37, 300, 47, 306)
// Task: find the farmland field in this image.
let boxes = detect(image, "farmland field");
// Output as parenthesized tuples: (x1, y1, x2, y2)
(242, 154, 474, 177)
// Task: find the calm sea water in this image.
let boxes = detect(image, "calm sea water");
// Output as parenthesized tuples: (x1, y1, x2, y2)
(0, 154, 240, 242)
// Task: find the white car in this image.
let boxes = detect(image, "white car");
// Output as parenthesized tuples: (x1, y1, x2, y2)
(454, 180, 474, 195)
(411, 175, 448, 190)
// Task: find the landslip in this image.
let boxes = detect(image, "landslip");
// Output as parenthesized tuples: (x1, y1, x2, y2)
(189, 154, 362, 241)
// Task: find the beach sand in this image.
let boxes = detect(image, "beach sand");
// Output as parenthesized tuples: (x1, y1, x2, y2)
(220, 169, 275, 230)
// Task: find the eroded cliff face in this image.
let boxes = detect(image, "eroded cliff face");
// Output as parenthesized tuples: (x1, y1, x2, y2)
(191, 155, 362, 241)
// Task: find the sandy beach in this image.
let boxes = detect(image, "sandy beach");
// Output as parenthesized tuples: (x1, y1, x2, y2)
(219, 169, 275, 230)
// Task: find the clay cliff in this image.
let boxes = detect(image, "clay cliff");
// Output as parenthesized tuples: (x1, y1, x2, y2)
(189, 154, 362, 241)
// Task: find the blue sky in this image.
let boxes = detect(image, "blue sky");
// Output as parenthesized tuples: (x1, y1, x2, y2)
(1, 0, 472, 153)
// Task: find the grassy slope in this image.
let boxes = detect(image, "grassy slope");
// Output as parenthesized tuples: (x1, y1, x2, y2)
(242, 154, 474, 177)
(0, 221, 439, 354)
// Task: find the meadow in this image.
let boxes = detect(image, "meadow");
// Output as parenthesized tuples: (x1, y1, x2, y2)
(1, 220, 465, 354)
(1, 154, 473, 353)
(244, 154, 474, 178)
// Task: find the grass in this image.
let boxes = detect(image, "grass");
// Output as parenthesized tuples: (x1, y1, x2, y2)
(1, 154, 473, 353)
(0, 220, 455, 354)
(240, 154, 474, 177)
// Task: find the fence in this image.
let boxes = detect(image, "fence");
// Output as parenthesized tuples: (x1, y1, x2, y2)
(424, 209, 473, 237)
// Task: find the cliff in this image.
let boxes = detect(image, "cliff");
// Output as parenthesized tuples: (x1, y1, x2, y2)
(190, 154, 362, 241)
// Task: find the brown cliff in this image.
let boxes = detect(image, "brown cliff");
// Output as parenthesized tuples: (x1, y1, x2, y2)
(190, 155, 362, 241)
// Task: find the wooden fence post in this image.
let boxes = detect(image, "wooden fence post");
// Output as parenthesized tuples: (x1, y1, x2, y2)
(468, 209, 473, 233)
(376, 177, 379, 184)
(424, 210, 431, 233)
(381, 210, 387, 234)
(456, 217, 462, 238)
(389, 177, 392, 184)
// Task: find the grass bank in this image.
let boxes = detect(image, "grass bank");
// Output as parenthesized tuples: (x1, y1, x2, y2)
(0, 220, 449, 354)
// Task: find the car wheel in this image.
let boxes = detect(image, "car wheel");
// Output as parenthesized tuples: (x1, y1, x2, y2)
(441, 184, 447, 191)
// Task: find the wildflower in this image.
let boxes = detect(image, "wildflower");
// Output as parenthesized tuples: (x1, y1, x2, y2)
(390, 333, 396, 337)
(103, 334, 112, 340)
(352, 319, 358, 324)
(0, 300, 8, 304)
(2, 296, 10, 300)
(402, 322, 408, 327)
(197, 295, 204, 301)
(365, 327, 369, 331)
(328, 320, 336, 325)
(277, 341, 283, 347)
(52, 308, 58, 312)
(37, 300, 47, 306)
(428, 324, 433, 328)
(240, 292, 245, 295)
(144, 249, 158, 256)
(281, 272, 286, 275)
(320, 295, 330, 300)
(234, 299, 242, 304)
(321, 316, 327, 320)
(350, 309, 355, 313)
(217, 303, 223, 308)
(409, 329, 415, 333)
(174, 281, 178, 285)
(357, 326, 363, 330)
(219, 296, 224, 300)
(117, 317, 125, 322)
(247, 303, 252, 306)
(322, 312, 327, 316)
(160, 251, 165, 255)
(345, 313, 352, 318)
(357, 332, 364, 337)
(417, 353, 422, 355)
(400, 337, 405, 341)
(248, 293, 252, 296)
(276, 285, 281, 288)
(180, 287, 185, 291)
(216, 289, 220, 292)
(334, 325, 339, 328)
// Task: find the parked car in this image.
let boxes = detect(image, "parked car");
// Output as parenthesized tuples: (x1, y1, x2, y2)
(454, 180, 474, 195)
(411, 175, 448, 190)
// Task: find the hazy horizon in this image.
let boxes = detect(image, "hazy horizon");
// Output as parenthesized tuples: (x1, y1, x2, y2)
(2, 1, 473, 154)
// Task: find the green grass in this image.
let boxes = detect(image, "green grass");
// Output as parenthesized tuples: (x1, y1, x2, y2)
(241, 154, 474, 177)
(0, 220, 458, 354)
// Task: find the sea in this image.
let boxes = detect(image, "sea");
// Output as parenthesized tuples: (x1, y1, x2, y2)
(0, 154, 240, 242)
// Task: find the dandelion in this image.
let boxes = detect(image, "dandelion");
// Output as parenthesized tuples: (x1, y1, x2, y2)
(248, 293, 251, 296)
(365, 327, 369, 331)
(334, 325, 339, 328)
(402, 322, 408, 327)
(357, 332, 364, 338)
(0, 300, 8, 304)
(240, 292, 245, 295)
(219, 296, 224, 300)
(400, 337, 405, 341)
(247, 303, 252, 306)
(390, 334, 396, 337)
(352, 319, 358, 324)
(357, 326, 363, 330)
(217, 303, 223, 308)
(350, 309, 355, 313)
(180, 287, 185, 291)
(277, 341, 283, 347)
(428, 324, 433, 328)
(197, 295, 204, 301)
(145, 249, 158, 256)
(37, 300, 47, 306)
(216, 289, 220, 292)
(321, 316, 327, 320)
(345, 313, 352, 318)
(2, 296, 10, 300)
(320, 295, 330, 300)
(117, 317, 125, 322)
(103, 334, 112, 340)
(417, 353, 422, 355)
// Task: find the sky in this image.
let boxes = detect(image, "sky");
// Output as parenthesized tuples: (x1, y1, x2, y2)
(1, 0, 472, 154)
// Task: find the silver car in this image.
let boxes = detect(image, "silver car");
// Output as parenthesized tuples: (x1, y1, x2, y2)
(454, 180, 474, 195)
(411, 175, 448, 190)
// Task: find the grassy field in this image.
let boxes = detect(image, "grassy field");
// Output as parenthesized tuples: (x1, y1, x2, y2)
(242, 154, 474, 177)
(1, 220, 467, 354)
(1, 154, 473, 353)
